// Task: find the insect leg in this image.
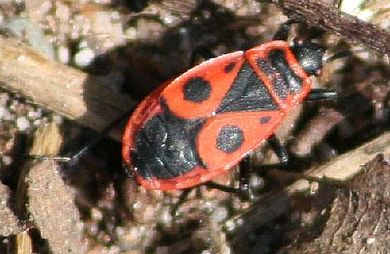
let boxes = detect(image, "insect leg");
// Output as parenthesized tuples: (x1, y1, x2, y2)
(171, 188, 193, 216)
(31, 108, 134, 163)
(204, 156, 254, 200)
(237, 156, 255, 200)
(204, 181, 239, 193)
(267, 134, 289, 167)
(306, 88, 338, 101)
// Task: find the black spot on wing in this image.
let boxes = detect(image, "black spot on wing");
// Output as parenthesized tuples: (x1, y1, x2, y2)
(259, 116, 271, 124)
(224, 62, 236, 73)
(216, 125, 244, 153)
(183, 77, 211, 103)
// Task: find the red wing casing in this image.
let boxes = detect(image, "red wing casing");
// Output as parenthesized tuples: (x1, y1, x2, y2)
(197, 111, 283, 170)
(161, 52, 245, 119)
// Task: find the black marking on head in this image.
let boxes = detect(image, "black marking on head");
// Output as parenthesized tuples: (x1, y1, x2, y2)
(259, 116, 271, 124)
(216, 125, 244, 153)
(183, 77, 211, 103)
(268, 50, 303, 94)
(217, 62, 278, 113)
(131, 102, 205, 179)
(291, 41, 325, 76)
(256, 58, 289, 100)
(224, 62, 236, 73)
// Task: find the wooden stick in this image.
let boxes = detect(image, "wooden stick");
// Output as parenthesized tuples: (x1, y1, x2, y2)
(231, 132, 389, 251)
(265, 0, 390, 55)
(288, 131, 390, 193)
(0, 35, 136, 140)
(14, 122, 87, 253)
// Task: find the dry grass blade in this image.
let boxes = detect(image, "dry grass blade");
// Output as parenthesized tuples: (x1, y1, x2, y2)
(15, 230, 33, 254)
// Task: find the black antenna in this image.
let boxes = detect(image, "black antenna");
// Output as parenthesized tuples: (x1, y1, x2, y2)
(325, 49, 367, 63)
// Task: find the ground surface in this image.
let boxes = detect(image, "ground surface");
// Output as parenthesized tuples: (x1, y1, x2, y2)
(0, 0, 389, 253)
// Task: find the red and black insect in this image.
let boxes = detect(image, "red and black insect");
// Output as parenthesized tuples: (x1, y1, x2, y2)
(122, 23, 337, 191)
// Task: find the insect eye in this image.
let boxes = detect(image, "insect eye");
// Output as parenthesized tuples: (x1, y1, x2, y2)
(292, 37, 305, 46)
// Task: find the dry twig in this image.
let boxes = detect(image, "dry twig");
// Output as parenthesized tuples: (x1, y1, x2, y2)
(15, 123, 87, 253)
(265, 0, 390, 55)
(0, 35, 136, 140)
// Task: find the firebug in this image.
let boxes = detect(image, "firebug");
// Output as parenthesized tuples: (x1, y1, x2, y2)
(122, 22, 338, 192)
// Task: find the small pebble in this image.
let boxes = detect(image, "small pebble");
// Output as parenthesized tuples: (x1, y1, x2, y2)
(27, 109, 42, 119)
(221, 246, 231, 254)
(52, 114, 63, 124)
(159, 206, 173, 225)
(224, 219, 236, 232)
(162, 14, 179, 25)
(0, 107, 12, 121)
(33, 119, 42, 127)
(57, 45, 70, 64)
(125, 27, 137, 40)
(2, 155, 12, 166)
(0, 93, 9, 105)
(91, 207, 103, 221)
(74, 47, 95, 67)
(249, 175, 265, 190)
(85, 222, 99, 236)
(9, 100, 19, 111)
(210, 206, 228, 223)
(16, 116, 30, 131)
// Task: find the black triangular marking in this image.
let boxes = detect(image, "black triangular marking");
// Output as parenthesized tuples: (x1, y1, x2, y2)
(216, 62, 278, 114)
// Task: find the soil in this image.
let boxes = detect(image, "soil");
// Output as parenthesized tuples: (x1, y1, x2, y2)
(0, 0, 389, 253)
